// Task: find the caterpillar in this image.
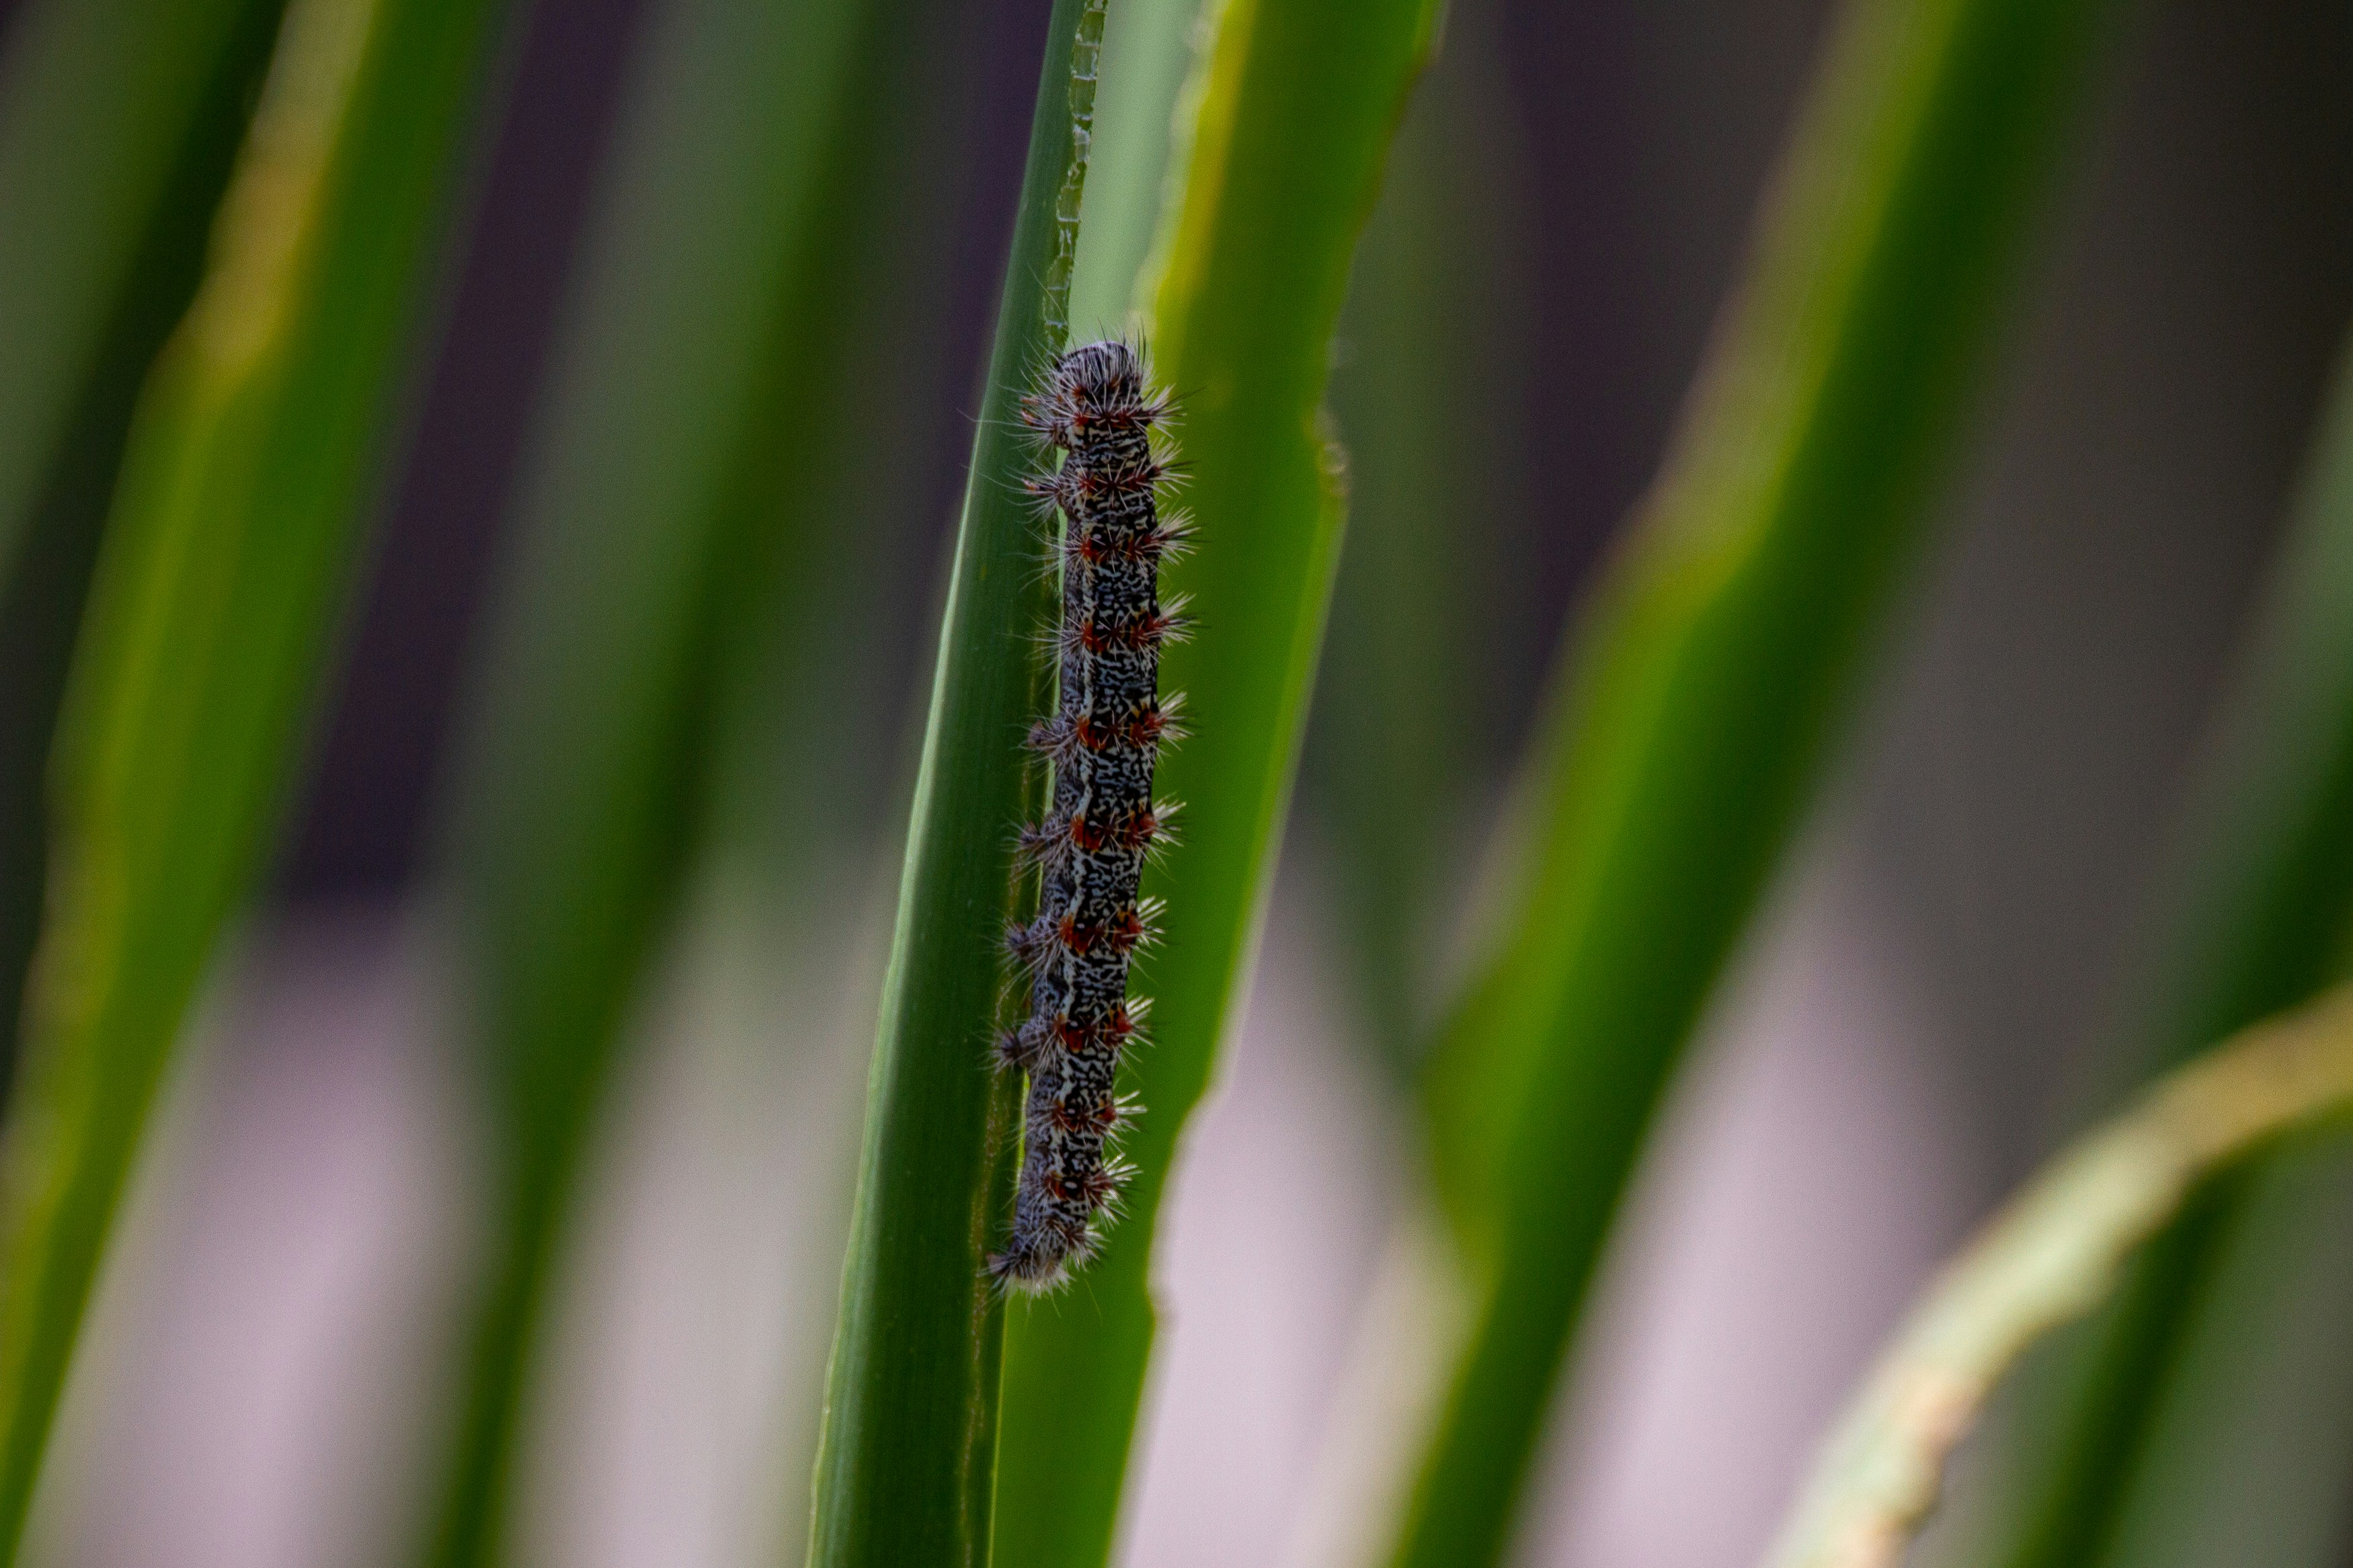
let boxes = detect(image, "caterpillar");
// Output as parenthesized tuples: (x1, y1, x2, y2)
(990, 339, 1187, 1293)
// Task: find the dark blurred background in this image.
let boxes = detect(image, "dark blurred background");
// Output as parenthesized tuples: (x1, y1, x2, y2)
(282, 0, 2353, 1143)
(8, 0, 2352, 1563)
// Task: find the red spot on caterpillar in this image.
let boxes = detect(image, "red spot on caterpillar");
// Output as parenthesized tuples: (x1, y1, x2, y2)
(1044, 1092, 1127, 1135)
(1070, 612, 1176, 655)
(1074, 459, 1166, 503)
(1032, 712, 1157, 761)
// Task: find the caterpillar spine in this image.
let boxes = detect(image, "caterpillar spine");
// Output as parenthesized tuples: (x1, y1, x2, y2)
(990, 339, 1185, 1293)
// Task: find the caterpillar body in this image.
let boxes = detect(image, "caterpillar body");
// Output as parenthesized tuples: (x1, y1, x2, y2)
(990, 339, 1187, 1293)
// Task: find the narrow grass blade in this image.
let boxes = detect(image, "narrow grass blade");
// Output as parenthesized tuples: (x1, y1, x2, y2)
(803, 3, 1105, 1563)
(1968, 339, 2353, 1568)
(1392, 1, 2122, 1563)
(0, 0, 512, 1552)
(0, 0, 288, 1094)
(420, 0, 1009, 1561)
(1763, 984, 2353, 1568)
(990, 3, 1441, 1566)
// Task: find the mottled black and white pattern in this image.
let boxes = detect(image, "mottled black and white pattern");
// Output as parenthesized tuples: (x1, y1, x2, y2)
(990, 339, 1186, 1292)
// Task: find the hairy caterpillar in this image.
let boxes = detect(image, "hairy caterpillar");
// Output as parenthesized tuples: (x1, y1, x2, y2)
(990, 339, 1188, 1293)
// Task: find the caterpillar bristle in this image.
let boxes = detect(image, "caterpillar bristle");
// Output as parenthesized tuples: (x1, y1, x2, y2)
(1132, 895, 1167, 950)
(1146, 512, 1197, 564)
(1025, 715, 1073, 761)
(1080, 1161, 1132, 1214)
(986, 1243, 1076, 1297)
(1155, 593, 1197, 645)
(1004, 917, 1055, 974)
(1138, 798, 1185, 866)
(1013, 816, 1069, 874)
(994, 1017, 1049, 1074)
(1150, 692, 1191, 745)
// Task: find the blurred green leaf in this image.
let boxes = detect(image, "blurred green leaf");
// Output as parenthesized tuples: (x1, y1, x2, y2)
(1308, 0, 1534, 1074)
(1393, 0, 2122, 1563)
(2075, 1133, 2353, 1568)
(0, 0, 287, 1096)
(1972, 338, 2353, 1568)
(0, 0, 512, 1552)
(803, 3, 1103, 1563)
(0, 0, 283, 583)
(418, 0, 999, 1561)
(990, 1, 1441, 1565)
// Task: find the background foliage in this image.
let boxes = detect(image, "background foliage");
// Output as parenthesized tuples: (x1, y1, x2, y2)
(0, 0, 2343, 1566)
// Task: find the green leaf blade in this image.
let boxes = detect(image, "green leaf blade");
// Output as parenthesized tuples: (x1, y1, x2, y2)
(803, 4, 1100, 1563)
(415, 2, 881, 1558)
(415, 0, 1045, 1557)
(0, 0, 514, 1552)
(1392, 1, 2125, 1563)
(992, 3, 1440, 1566)
(1978, 337, 2353, 1568)
(0, 0, 286, 1098)
(0, 0, 284, 581)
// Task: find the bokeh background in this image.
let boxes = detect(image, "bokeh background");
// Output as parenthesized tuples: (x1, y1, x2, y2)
(3, 0, 2350, 1564)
